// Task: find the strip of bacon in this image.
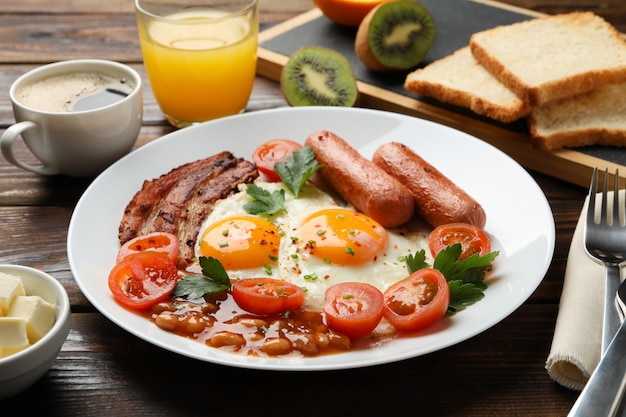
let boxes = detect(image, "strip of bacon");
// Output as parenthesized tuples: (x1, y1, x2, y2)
(118, 152, 259, 267)
(177, 160, 258, 265)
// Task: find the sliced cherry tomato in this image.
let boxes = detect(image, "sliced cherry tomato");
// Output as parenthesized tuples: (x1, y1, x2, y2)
(117, 232, 179, 264)
(383, 268, 450, 332)
(323, 282, 384, 339)
(108, 251, 179, 310)
(252, 139, 302, 182)
(232, 278, 304, 315)
(428, 222, 491, 260)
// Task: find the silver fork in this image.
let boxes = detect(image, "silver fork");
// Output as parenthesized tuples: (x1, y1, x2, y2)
(584, 167, 626, 355)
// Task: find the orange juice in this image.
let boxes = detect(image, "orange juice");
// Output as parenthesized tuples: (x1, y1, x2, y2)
(137, 7, 258, 127)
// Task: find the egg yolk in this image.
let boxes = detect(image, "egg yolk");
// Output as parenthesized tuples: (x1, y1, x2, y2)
(296, 208, 388, 266)
(199, 216, 281, 270)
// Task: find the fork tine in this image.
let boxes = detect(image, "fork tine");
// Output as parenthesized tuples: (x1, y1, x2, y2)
(615, 169, 626, 227)
(588, 167, 598, 225)
(614, 169, 621, 227)
(601, 168, 609, 225)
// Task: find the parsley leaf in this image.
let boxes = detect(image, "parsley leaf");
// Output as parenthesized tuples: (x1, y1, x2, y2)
(403, 242, 499, 315)
(173, 256, 231, 299)
(433, 244, 498, 287)
(173, 274, 228, 299)
(447, 280, 485, 313)
(243, 183, 286, 215)
(403, 250, 429, 274)
(274, 146, 323, 198)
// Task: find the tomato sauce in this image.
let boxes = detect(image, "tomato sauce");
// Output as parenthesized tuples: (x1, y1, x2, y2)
(145, 293, 362, 357)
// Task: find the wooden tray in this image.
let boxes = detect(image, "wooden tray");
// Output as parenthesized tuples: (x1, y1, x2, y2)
(257, 0, 626, 187)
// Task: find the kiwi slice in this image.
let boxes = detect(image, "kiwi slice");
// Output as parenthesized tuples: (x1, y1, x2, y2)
(281, 46, 359, 107)
(355, 0, 436, 71)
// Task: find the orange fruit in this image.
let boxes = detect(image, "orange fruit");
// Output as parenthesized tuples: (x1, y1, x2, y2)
(313, 0, 390, 27)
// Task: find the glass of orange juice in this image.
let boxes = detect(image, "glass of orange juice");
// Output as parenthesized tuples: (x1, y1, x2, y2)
(135, 0, 258, 128)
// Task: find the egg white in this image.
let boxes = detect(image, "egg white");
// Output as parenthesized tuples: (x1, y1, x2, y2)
(195, 180, 431, 310)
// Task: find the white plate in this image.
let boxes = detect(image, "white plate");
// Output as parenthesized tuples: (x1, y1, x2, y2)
(67, 107, 554, 371)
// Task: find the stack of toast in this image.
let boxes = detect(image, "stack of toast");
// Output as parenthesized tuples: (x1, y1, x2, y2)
(404, 12, 626, 151)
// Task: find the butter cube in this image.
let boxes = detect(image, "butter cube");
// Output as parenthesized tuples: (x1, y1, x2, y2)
(0, 272, 25, 316)
(8, 295, 56, 343)
(0, 317, 30, 358)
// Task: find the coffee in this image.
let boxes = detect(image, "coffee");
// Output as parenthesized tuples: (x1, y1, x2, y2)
(15, 72, 136, 113)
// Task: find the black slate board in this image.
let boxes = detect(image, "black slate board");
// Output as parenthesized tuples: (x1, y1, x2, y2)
(262, 0, 531, 96)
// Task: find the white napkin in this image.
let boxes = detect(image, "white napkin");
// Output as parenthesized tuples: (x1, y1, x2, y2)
(546, 194, 624, 390)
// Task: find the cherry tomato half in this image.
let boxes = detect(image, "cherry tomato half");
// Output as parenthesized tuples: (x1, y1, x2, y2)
(252, 139, 302, 182)
(428, 222, 491, 260)
(232, 278, 305, 315)
(108, 251, 179, 310)
(383, 268, 450, 332)
(116, 232, 179, 264)
(323, 282, 384, 339)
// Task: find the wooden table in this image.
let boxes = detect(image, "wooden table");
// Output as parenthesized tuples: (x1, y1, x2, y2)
(0, 0, 623, 415)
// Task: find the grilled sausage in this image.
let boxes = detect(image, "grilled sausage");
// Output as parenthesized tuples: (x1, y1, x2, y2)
(372, 142, 486, 228)
(304, 131, 414, 228)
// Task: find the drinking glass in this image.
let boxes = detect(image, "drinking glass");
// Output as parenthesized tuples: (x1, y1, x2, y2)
(135, 0, 258, 128)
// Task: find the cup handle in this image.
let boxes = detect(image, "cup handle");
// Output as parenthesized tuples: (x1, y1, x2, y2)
(0, 121, 61, 176)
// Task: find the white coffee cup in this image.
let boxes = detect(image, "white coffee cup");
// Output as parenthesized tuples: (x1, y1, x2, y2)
(1, 59, 143, 177)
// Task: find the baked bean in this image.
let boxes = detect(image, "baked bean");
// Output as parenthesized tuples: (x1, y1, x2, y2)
(237, 318, 268, 329)
(313, 331, 330, 349)
(248, 332, 265, 342)
(328, 333, 351, 350)
(292, 333, 319, 355)
(154, 312, 178, 332)
(260, 337, 292, 356)
(151, 302, 177, 315)
(179, 311, 210, 335)
(201, 303, 218, 315)
(209, 331, 246, 348)
(314, 323, 329, 334)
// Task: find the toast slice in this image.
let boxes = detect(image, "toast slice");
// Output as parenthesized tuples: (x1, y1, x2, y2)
(470, 12, 626, 106)
(528, 83, 626, 150)
(404, 47, 531, 123)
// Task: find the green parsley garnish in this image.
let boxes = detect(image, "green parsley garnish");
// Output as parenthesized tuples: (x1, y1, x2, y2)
(243, 183, 286, 215)
(274, 146, 323, 198)
(403, 251, 429, 273)
(173, 256, 231, 299)
(404, 243, 499, 315)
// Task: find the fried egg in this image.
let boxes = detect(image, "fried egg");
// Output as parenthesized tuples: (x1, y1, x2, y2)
(277, 207, 428, 310)
(195, 181, 430, 310)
